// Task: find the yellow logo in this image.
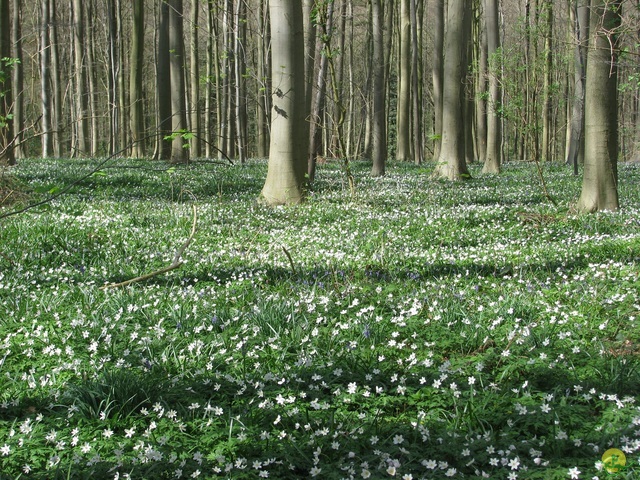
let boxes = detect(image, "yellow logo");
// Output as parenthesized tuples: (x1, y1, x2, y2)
(602, 448, 626, 473)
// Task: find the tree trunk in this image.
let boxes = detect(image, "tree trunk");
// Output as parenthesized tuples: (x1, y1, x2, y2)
(169, 0, 189, 163)
(256, 0, 270, 158)
(483, 0, 502, 173)
(432, 0, 444, 161)
(410, 0, 423, 164)
(396, 0, 411, 162)
(475, 9, 487, 165)
(10, 0, 24, 159)
(85, 0, 98, 156)
(39, 0, 53, 158)
(0, 0, 14, 164)
(189, 0, 201, 157)
(540, 0, 553, 162)
(432, 0, 471, 180)
(72, 0, 89, 156)
(577, 0, 620, 212)
(156, 1, 172, 160)
(370, 0, 386, 176)
(567, 0, 589, 174)
(234, 0, 248, 163)
(260, 0, 308, 205)
(130, 0, 145, 158)
(49, 0, 63, 157)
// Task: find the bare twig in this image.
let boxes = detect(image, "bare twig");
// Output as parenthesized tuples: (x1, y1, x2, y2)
(100, 203, 198, 290)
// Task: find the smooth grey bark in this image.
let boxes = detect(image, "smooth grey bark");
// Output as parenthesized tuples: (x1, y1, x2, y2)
(540, 0, 553, 162)
(475, 10, 487, 165)
(260, 0, 308, 205)
(432, 0, 444, 161)
(85, 0, 98, 156)
(72, 0, 89, 156)
(483, 0, 502, 173)
(256, 0, 270, 158)
(567, 0, 589, 174)
(156, 1, 172, 160)
(10, 0, 24, 159)
(0, 0, 14, 164)
(396, 0, 411, 162)
(130, 0, 145, 158)
(168, 0, 189, 163)
(49, 0, 63, 157)
(39, 0, 53, 158)
(432, 0, 471, 180)
(189, 0, 201, 157)
(234, 0, 248, 163)
(410, 0, 423, 164)
(370, 0, 386, 176)
(577, 0, 620, 212)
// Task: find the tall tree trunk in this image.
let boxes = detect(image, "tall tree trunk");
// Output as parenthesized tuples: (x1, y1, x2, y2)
(234, 0, 248, 163)
(116, 0, 127, 153)
(40, 0, 53, 158)
(475, 8, 487, 165)
(260, 0, 308, 205)
(567, 0, 589, 174)
(10, 0, 24, 159)
(0, 0, 14, 164)
(256, 0, 270, 158)
(396, 0, 411, 162)
(483, 0, 502, 173)
(432, 0, 444, 161)
(432, 0, 471, 180)
(168, 0, 189, 163)
(540, 0, 553, 162)
(49, 0, 63, 157)
(156, 1, 172, 160)
(130, 0, 145, 158)
(370, 0, 386, 176)
(577, 0, 620, 212)
(85, 0, 98, 156)
(411, 0, 423, 164)
(190, 0, 201, 157)
(72, 0, 89, 156)
(108, 0, 119, 155)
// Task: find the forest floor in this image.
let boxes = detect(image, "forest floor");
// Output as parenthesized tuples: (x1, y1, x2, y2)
(1, 158, 639, 479)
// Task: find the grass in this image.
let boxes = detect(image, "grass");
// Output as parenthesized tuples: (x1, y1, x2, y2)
(0, 158, 639, 479)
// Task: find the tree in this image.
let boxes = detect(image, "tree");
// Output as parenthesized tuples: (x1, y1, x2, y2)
(577, 0, 621, 212)
(432, 0, 471, 180)
(396, 0, 411, 162)
(566, 0, 589, 174)
(370, 0, 386, 177)
(39, 0, 53, 159)
(130, 0, 145, 158)
(72, 0, 89, 156)
(0, 0, 14, 165)
(260, 0, 308, 205)
(168, 0, 189, 164)
(156, 1, 172, 160)
(432, 0, 444, 162)
(11, 0, 25, 159)
(482, 0, 502, 173)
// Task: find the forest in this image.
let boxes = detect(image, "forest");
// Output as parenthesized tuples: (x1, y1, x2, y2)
(1, 0, 640, 479)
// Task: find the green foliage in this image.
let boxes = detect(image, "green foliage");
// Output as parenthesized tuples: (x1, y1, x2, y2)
(1, 159, 639, 478)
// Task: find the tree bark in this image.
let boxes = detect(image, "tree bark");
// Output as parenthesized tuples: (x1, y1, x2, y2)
(130, 0, 145, 158)
(39, 0, 53, 158)
(540, 0, 553, 162)
(370, 0, 386, 176)
(10, 0, 24, 159)
(432, 0, 471, 180)
(72, 0, 89, 156)
(567, 0, 589, 174)
(234, 0, 248, 163)
(483, 0, 502, 173)
(577, 0, 620, 212)
(189, 0, 201, 157)
(156, 1, 172, 160)
(0, 0, 14, 164)
(396, 0, 411, 162)
(168, 0, 189, 163)
(260, 0, 308, 205)
(432, 0, 444, 161)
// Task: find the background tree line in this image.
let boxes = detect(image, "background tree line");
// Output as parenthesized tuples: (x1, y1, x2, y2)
(0, 1, 637, 202)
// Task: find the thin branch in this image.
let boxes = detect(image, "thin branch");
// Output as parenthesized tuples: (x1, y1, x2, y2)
(100, 203, 198, 290)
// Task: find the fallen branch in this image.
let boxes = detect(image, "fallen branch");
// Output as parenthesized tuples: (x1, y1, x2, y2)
(100, 204, 198, 290)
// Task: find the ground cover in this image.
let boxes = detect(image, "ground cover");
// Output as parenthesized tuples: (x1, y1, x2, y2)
(0, 158, 639, 479)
